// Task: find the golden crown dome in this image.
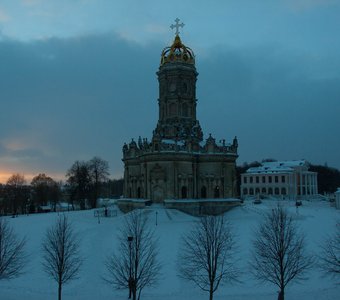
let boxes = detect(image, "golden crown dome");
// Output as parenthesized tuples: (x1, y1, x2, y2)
(160, 34, 195, 66)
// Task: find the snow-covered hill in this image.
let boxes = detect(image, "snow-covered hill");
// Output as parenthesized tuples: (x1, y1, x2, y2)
(1, 200, 339, 300)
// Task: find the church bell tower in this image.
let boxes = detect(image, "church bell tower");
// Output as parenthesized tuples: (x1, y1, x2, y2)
(122, 19, 238, 204)
(153, 20, 203, 144)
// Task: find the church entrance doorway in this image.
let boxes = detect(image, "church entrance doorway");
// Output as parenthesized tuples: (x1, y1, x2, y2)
(181, 186, 187, 199)
(152, 186, 164, 203)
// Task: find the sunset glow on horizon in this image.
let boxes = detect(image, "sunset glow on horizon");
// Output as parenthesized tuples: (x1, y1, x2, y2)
(0, 171, 66, 185)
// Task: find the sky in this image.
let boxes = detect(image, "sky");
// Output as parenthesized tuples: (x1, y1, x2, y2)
(0, 0, 340, 183)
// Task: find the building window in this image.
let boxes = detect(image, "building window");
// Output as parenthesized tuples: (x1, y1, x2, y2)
(137, 187, 141, 198)
(281, 176, 286, 183)
(201, 186, 207, 198)
(275, 187, 280, 195)
(243, 188, 248, 195)
(256, 176, 259, 183)
(262, 176, 265, 183)
(169, 103, 176, 116)
(255, 188, 260, 194)
(250, 177, 253, 183)
(275, 176, 279, 183)
(281, 188, 286, 195)
(181, 186, 187, 199)
(214, 186, 220, 198)
(262, 188, 266, 194)
(182, 103, 189, 117)
(268, 176, 272, 183)
(249, 188, 254, 195)
(268, 188, 273, 195)
(244, 177, 247, 184)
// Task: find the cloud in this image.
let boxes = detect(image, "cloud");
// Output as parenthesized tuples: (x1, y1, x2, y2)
(0, 8, 10, 22)
(145, 23, 168, 34)
(21, 0, 42, 6)
(285, 0, 340, 11)
(0, 32, 339, 184)
(0, 33, 161, 181)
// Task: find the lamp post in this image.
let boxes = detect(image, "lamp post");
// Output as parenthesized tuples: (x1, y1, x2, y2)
(128, 236, 133, 299)
(155, 211, 158, 226)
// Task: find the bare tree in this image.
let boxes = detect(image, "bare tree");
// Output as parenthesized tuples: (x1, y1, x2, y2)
(105, 210, 161, 300)
(66, 160, 91, 209)
(178, 215, 238, 300)
(0, 218, 27, 279)
(250, 205, 313, 300)
(6, 173, 28, 215)
(319, 220, 340, 278)
(88, 156, 109, 208)
(31, 173, 61, 210)
(42, 215, 82, 300)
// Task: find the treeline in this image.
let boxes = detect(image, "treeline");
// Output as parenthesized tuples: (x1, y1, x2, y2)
(309, 164, 340, 194)
(236, 159, 340, 195)
(0, 156, 124, 216)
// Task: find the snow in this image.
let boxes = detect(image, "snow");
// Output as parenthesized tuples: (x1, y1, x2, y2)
(164, 198, 240, 203)
(0, 200, 339, 300)
(246, 160, 309, 174)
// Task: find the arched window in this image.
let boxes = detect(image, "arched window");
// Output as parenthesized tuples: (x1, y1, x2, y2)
(275, 187, 280, 195)
(181, 186, 187, 199)
(250, 188, 254, 195)
(281, 188, 286, 195)
(214, 186, 220, 198)
(182, 103, 189, 117)
(261, 188, 266, 194)
(201, 186, 207, 198)
(255, 188, 260, 194)
(169, 103, 176, 116)
(268, 188, 273, 195)
(243, 188, 248, 195)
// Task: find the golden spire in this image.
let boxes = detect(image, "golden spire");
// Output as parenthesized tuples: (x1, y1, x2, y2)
(160, 19, 195, 66)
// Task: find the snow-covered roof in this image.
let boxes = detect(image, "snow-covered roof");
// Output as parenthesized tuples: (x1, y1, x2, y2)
(161, 138, 185, 146)
(246, 160, 308, 174)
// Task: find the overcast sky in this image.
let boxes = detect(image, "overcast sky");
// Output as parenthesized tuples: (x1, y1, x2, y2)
(1, 0, 340, 183)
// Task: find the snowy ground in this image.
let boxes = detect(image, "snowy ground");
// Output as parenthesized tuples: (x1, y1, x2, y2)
(0, 200, 339, 300)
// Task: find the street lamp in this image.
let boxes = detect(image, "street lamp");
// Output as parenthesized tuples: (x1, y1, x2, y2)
(155, 211, 158, 226)
(127, 236, 134, 299)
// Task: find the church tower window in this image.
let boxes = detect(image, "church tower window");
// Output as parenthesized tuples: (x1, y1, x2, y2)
(169, 103, 177, 116)
(182, 103, 189, 117)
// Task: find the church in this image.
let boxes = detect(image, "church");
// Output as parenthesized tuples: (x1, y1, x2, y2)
(122, 20, 238, 203)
